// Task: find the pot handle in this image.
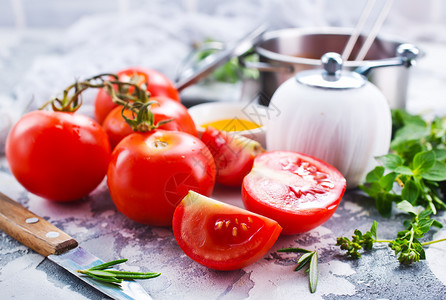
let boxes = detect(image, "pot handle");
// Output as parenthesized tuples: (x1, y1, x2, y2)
(354, 43, 420, 76)
(174, 41, 225, 89)
(238, 50, 294, 73)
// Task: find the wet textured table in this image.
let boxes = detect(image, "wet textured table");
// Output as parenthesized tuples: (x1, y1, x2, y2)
(1, 30, 446, 299)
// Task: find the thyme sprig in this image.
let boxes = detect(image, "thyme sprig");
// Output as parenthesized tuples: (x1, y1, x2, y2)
(77, 259, 160, 285)
(337, 201, 446, 264)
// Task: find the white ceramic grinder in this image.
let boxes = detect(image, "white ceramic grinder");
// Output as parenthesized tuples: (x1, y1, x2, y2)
(266, 52, 392, 188)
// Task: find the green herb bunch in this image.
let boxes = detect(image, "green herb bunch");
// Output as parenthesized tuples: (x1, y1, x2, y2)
(337, 201, 446, 264)
(360, 110, 446, 216)
(338, 110, 446, 264)
(194, 39, 259, 84)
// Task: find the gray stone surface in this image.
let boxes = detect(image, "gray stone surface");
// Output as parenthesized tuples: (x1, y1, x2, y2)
(1, 4, 446, 299)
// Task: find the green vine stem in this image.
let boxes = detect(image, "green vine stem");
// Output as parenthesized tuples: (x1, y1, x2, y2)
(40, 73, 170, 132)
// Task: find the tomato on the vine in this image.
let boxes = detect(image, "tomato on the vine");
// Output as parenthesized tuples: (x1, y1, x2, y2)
(173, 191, 282, 271)
(94, 67, 180, 124)
(242, 151, 346, 234)
(200, 126, 264, 187)
(6, 111, 111, 202)
(107, 130, 215, 226)
(102, 96, 197, 149)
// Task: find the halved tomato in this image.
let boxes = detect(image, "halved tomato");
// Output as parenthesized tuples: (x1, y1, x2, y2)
(200, 126, 264, 187)
(172, 191, 282, 271)
(242, 151, 346, 234)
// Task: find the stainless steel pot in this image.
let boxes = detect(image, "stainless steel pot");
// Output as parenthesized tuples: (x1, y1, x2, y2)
(243, 27, 419, 108)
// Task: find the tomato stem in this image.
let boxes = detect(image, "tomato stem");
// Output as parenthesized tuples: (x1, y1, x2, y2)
(40, 73, 172, 132)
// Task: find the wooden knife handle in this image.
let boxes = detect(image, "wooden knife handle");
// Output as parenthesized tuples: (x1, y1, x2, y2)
(0, 192, 78, 257)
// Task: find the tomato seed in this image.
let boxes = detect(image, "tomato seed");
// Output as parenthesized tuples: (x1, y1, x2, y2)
(215, 221, 223, 230)
(232, 227, 238, 236)
(241, 223, 248, 231)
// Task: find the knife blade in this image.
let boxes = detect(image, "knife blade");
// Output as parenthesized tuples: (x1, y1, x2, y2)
(0, 191, 153, 300)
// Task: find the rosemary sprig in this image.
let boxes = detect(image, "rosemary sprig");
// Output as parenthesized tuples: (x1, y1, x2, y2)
(277, 248, 318, 293)
(77, 259, 161, 285)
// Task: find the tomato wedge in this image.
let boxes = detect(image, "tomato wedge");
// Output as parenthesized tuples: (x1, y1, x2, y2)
(172, 191, 282, 271)
(242, 151, 346, 234)
(200, 126, 264, 187)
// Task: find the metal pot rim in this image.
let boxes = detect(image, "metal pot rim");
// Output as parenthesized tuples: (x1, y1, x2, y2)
(255, 27, 407, 67)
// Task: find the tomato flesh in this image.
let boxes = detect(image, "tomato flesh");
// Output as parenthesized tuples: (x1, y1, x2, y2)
(173, 191, 282, 271)
(242, 151, 346, 234)
(200, 126, 264, 187)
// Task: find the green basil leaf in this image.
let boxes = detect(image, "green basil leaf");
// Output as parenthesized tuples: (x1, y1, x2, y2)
(417, 219, 435, 233)
(390, 123, 429, 149)
(391, 109, 426, 130)
(401, 179, 419, 204)
(394, 166, 413, 176)
(376, 154, 403, 171)
(359, 182, 382, 198)
(397, 200, 418, 215)
(433, 149, 446, 161)
(392, 140, 424, 163)
(379, 172, 397, 191)
(418, 209, 432, 220)
(413, 151, 435, 175)
(376, 194, 394, 217)
(365, 166, 385, 183)
(421, 161, 446, 181)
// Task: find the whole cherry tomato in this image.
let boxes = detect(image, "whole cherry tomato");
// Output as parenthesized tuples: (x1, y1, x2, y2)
(107, 130, 215, 226)
(242, 151, 346, 234)
(94, 67, 180, 124)
(173, 191, 282, 271)
(102, 96, 198, 149)
(6, 111, 111, 202)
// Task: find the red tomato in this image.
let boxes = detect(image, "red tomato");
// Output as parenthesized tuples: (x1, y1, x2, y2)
(173, 191, 282, 271)
(102, 96, 198, 149)
(6, 111, 111, 202)
(200, 126, 264, 187)
(242, 151, 346, 234)
(94, 67, 180, 124)
(107, 130, 215, 226)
